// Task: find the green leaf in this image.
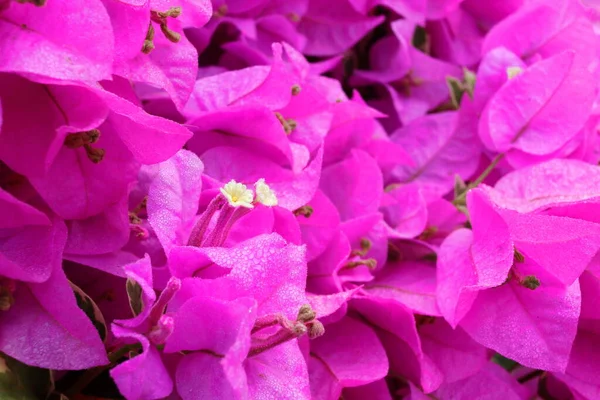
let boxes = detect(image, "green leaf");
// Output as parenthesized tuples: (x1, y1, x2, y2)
(69, 281, 107, 343)
(0, 353, 53, 400)
(446, 68, 477, 109)
(446, 76, 465, 109)
(126, 278, 143, 317)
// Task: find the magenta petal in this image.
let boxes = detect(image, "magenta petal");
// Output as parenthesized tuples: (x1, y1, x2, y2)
(343, 379, 392, 400)
(483, 0, 594, 67)
(435, 362, 529, 400)
(0, 216, 65, 284)
(0, 187, 50, 229)
(390, 111, 480, 197)
(492, 159, 600, 213)
(270, 146, 323, 211)
(172, 295, 256, 400)
(64, 195, 130, 255)
(306, 288, 359, 319)
(98, 88, 194, 164)
(110, 326, 173, 400)
(310, 316, 388, 388)
(380, 183, 428, 239)
(101, 0, 149, 64)
(0, 248, 109, 369)
(418, 319, 487, 384)
(246, 342, 311, 400)
(0, 0, 114, 81)
(187, 43, 295, 112)
(165, 296, 256, 354)
(500, 209, 600, 286)
(436, 229, 479, 328)
(308, 349, 343, 400)
(0, 77, 109, 179)
(188, 106, 294, 165)
(460, 280, 581, 372)
(29, 117, 139, 220)
(352, 296, 442, 393)
(367, 261, 440, 316)
(116, 255, 157, 328)
(298, 0, 384, 56)
(115, 22, 198, 110)
(482, 50, 594, 156)
(147, 150, 204, 253)
(468, 189, 514, 287)
(320, 150, 383, 221)
(176, 352, 243, 400)
(298, 189, 341, 261)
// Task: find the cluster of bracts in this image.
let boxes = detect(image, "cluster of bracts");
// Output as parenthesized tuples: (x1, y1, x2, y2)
(1, 0, 600, 399)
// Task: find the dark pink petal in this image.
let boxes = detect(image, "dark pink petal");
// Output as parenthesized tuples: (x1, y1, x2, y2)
(298, 0, 383, 56)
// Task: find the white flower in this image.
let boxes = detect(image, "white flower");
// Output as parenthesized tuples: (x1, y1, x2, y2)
(506, 66, 524, 80)
(220, 180, 254, 208)
(254, 178, 278, 207)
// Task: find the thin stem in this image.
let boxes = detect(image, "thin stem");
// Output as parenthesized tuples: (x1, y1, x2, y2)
(469, 153, 505, 188)
(453, 153, 505, 207)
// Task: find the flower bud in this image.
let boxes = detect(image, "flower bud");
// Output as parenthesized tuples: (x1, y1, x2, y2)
(293, 205, 313, 218)
(308, 321, 325, 339)
(521, 275, 540, 290)
(297, 304, 316, 323)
